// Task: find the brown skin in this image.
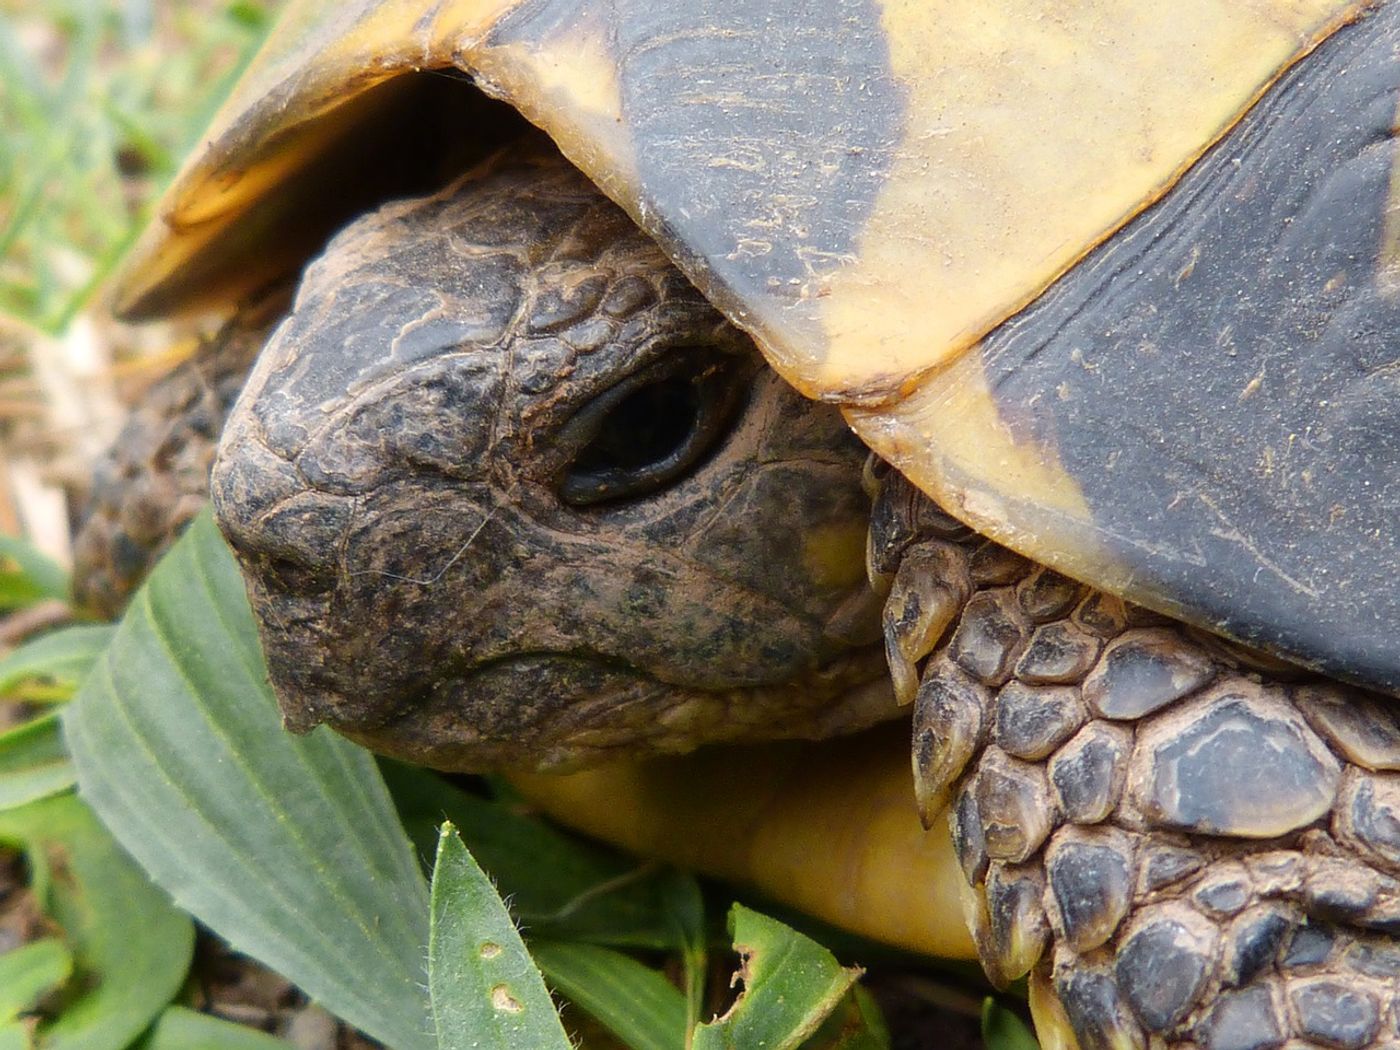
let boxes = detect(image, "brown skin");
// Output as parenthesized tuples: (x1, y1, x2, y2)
(211, 141, 894, 771)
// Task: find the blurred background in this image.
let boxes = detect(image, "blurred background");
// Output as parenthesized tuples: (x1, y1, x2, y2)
(0, 0, 276, 572)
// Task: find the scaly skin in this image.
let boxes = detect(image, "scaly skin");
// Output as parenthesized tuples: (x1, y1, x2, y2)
(872, 465, 1400, 1050)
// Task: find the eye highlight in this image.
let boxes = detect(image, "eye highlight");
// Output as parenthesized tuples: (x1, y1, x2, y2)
(558, 352, 747, 506)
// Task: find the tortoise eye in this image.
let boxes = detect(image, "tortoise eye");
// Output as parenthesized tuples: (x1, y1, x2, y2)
(559, 352, 745, 506)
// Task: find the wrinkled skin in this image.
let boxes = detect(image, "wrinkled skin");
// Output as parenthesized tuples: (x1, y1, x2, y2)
(211, 141, 892, 771)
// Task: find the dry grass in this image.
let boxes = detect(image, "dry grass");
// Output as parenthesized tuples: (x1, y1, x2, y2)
(0, 0, 277, 564)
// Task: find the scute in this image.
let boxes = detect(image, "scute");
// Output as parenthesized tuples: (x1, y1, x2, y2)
(110, 0, 1395, 687)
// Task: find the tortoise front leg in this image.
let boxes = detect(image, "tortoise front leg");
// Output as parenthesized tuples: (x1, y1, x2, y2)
(871, 463, 1400, 1050)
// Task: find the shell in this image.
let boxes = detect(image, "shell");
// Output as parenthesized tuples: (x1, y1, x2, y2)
(109, 0, 1400, 693)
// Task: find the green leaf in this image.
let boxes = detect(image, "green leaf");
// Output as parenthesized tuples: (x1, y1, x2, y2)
(529, 940, 686, 1050)
(658, 871, 707, 1034)
(0, 714, 75, 811)
(0, 626, 115, 699)
(63, 514, 433, 1050)
(982, 999, 1039, 1050)
(0, 538, 67, 612)
(0, 940, 72, 1023)
(135, 1006, 293, 1049)
(0, 791, 194, 1050)
(801, 986, 889, 1050)
(428, 823, 573, 1050)
(693, 905, 879, 1050)
(0, 1022, 28, 1050)
(384, 761, 699, 950)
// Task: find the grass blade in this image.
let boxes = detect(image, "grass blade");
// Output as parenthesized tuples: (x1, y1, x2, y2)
(530, 940, 686, 1050)
(0, 624, 114, 699)
(0, 791, 194, 1050)
(0, 713, 75, 810)
(136, 1005, 294, 1049)
(428, 823, 572, 1050)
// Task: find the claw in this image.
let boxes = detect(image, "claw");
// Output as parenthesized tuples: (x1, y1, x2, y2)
(882, 541, 971, 705)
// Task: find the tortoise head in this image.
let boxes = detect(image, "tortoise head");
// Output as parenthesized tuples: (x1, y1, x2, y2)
(211, 142, 891, 772)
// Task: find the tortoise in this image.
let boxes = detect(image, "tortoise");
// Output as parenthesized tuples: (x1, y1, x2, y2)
(74, 0, 1400, 1047)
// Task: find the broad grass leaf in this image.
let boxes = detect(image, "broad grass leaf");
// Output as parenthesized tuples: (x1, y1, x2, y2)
(0, 939, 72, 1023)
(0, 537, 66, 611)
(64, 513, 433, 1050)
(384, 760, 699, 949)
(982, 999, 1039, 1050)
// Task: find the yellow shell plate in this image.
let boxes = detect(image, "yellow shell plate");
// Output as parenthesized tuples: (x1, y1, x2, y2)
(118, 0, 1361, 400)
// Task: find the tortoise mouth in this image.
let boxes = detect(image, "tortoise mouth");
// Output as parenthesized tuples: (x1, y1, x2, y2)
(272, 644, 894, 774)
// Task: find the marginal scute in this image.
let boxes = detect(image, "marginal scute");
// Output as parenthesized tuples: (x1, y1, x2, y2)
(1083, 629, 1215, 721)
(973, 747, 1056, 864)
(1298, 684, 1400, 772)
(1199, 984, 1284, 1050)
(1129, 687, 1341, 838)
(1014, 622, 1102, 686)
(1114, 904, 1217, 1033)
(912, 659, 989, 823)
(1048, 720, 1131, 826)
(1046, 826, 1133, 953)
(994, 681, 1085, 762)
(948, 589, 1029, 687)
(1288, 979, 1380, 1050)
